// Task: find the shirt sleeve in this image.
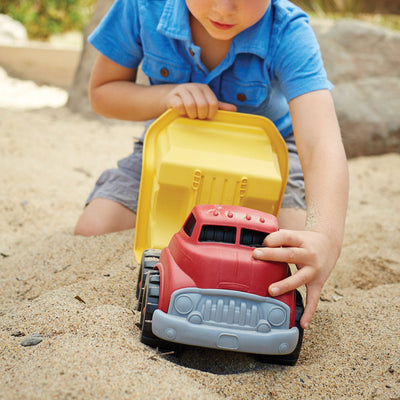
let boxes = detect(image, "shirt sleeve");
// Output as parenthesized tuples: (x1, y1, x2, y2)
(88, 0, 143, 69)
(271, 12, 333, 101)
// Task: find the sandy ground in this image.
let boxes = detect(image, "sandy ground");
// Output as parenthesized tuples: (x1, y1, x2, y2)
(0, 69, 400, 400)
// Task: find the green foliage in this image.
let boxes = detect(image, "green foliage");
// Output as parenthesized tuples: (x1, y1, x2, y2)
(293, 0, 362, 14)
(0, 0, 96, 39)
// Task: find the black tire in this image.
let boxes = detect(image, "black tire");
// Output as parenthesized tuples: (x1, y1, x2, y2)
(140, 270, 182, 354)
(136, 249, 161, 311)
(254, 290, 304, 366)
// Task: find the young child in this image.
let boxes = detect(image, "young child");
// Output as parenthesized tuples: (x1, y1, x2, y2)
(75, 0, 349, 330)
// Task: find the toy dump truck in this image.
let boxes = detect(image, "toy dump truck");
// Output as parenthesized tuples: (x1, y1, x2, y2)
(134, 109, 304, 365)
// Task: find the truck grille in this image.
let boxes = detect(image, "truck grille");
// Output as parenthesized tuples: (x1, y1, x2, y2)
(169, 288, 290, 330)
(201, 297, 259, 327)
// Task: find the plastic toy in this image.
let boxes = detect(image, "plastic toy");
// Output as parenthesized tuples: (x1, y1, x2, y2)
(135, 109, 304, 365)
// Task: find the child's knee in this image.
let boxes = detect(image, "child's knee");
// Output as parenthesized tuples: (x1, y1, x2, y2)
(74, 199, 136, 236)
(74, 214, 103, 236)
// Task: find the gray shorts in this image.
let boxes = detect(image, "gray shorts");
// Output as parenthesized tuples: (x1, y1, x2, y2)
(86, 133, 305, 212)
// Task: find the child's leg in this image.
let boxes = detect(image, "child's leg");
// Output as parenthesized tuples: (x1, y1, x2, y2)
(74, 198, 136, 236)
(74, 140, 144, 236)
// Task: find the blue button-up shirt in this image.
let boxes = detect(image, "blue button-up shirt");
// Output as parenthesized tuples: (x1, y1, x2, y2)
(89, 0, 332, 137)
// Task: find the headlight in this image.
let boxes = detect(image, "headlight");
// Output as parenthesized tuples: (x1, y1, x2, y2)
(268, 306, 286, 327)
(174, 295, 194, 315)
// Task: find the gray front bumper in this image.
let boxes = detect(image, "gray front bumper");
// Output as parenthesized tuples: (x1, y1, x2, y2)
(152, 309, 299, 355)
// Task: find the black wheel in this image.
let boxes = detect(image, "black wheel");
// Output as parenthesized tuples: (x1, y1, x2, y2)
(136, 249, 161, 311)
(140, 270, 182, 354)
(254, 290, 304, 366)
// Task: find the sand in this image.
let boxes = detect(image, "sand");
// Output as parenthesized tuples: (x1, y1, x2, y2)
(0, 71, 399, 400)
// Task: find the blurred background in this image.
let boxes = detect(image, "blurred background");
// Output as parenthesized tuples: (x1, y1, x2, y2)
(0, 0, 96, 40)
(0, 0, 399, 41)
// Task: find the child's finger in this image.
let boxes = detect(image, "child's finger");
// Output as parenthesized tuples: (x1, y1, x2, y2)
(168, 91, 190, 116)
(181, 85, 217, 119)
(268, 267, 312, 297)
(200, 87, 219, 119)
(179, 89, 200, 119)
(300, 285, 321, 329)
(253, 245, 308, 265)
(186, 85, 211, 119)
(263, 229, 304, 248)
(218, 101, 237, 112)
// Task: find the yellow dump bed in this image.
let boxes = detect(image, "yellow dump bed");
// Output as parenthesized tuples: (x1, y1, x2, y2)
(134, 109, 288, 261)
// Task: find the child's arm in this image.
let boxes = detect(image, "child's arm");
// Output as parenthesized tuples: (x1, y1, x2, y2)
(89, 54, 236, 121)
(254, 89, 349, 329)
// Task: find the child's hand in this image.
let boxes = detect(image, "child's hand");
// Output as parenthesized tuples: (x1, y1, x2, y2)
(166, 83, 236, 119)
(253, 229, 340, 329)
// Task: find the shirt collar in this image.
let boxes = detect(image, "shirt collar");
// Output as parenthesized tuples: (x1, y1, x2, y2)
(158, 0, 272, 57)
(157, 0, 192, 41)
(232, 4, 272, 58)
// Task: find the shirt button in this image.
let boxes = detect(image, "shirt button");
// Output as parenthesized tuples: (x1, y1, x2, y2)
(160, 68, 169, 77)
(189, 48, 195, 56)
(237, 93, 246, 102)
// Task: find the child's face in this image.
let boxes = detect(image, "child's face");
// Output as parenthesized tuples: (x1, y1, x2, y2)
(186, 0, 270, 41)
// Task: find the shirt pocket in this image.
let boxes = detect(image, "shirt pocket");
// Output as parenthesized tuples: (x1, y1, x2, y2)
(220, 76, 269, 107)
(141, 52, 191, 84)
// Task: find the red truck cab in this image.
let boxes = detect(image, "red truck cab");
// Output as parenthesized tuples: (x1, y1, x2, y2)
(137, 205, 304, 365)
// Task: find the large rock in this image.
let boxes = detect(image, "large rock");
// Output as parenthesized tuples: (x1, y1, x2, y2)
(313, 19, 400, 157)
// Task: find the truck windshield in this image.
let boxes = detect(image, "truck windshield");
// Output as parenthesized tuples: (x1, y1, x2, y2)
(240, 228, 268, 247)
(199, 225, 236, 244)
(183, 213, 196, 237)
